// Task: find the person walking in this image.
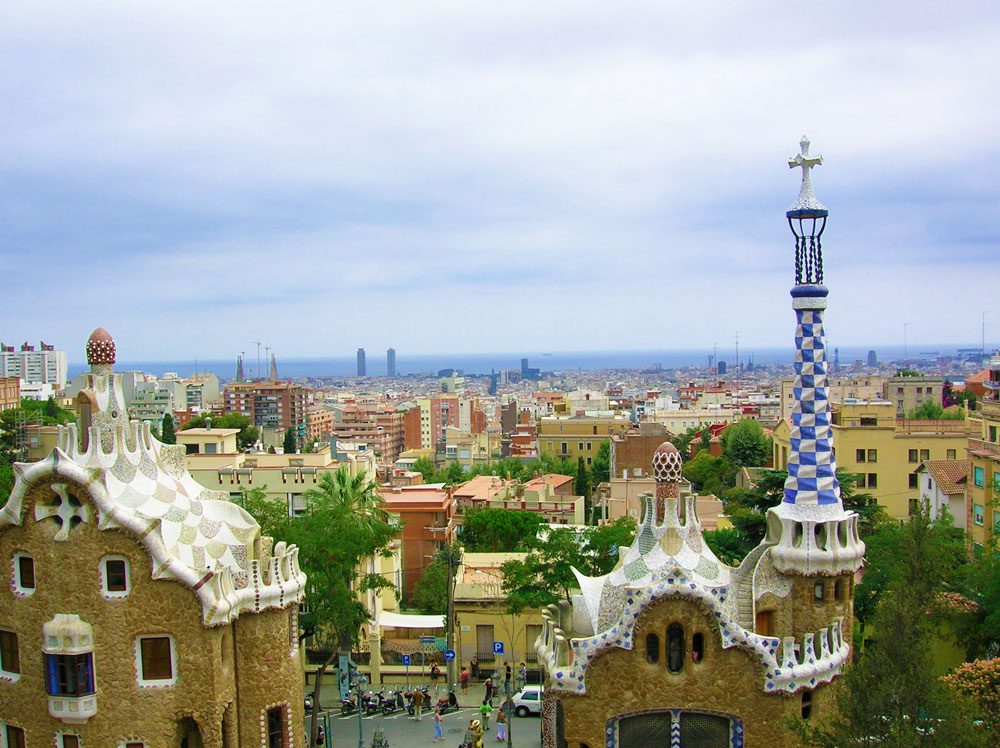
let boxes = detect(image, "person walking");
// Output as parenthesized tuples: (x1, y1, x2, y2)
(471, 655, 479, 681)
(460, 667, 470, 696)
(518, 662, 527, 689)
(495, 704, 507, 742)
(483, 676, 493, 706)
(479, 701, 493, 731)
(433, 707, 445, 742)
(413, 686, 426, 721)
(503, 663, 511, 693)
(431, 662, 441, 695)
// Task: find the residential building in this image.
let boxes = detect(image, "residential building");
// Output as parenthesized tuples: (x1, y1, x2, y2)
(642, 406, 741, 435)
(884, 374, 944, 417)
(0, 377, 19, 411)
(779, 376, 885, 422)
(404, 396, 459, 450)
(773, 399, 973, 520)
(0, 329, 305, 746)
(331, 405, 407, 462)
(357, 348, 366, 377)
(914, 460, 969, 529)
(453, 551, 544, 669)
(610, 422, 669, 479)
(306, 405, 336, 442)
(379, 484, 455, 601)
(0, 341, 67, 388)
(442, 426, 500, 471)
(966, 357, 1000, 549)
(452, 474, 585, 525)
(537, 413, 631, 465)
(221, 380, 308, 444)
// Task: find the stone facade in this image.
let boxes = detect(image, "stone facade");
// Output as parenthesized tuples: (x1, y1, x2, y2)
(0, 330, 306, 747)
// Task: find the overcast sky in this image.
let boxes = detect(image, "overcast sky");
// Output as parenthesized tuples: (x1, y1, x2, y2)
(2, 1, 999, 362)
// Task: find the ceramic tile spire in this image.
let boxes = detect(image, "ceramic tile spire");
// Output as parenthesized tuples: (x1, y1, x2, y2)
(766, 138, 864, 575)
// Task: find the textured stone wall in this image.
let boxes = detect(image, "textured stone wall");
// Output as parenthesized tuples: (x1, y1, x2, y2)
(0, 479, 302, 747)
(555, 595, 833, 747)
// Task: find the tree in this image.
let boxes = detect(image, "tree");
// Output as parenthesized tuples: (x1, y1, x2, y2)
(721, 419, 771, 468)
(703, 527, 755, 565)
(460, 508, 544, 552)
(951, 542, 1000, 660)
(792, 508, 986, 747)
(575, 456, 591, 500)
(182, 413, 259, 450)
(500, 520, 637, 613)
(943, 659, 1000, 740)
(412, 457, 437, 482)
(907, 401, 964, 420)
(412, 543, 461, 615)
(682, 450, 735, 497)
(160, 413, 176, 444)
(591, 441, 611, 485)
(669, 426, 701, 461)
(283, 428, 296, 454)
(444, 461, 466, 485)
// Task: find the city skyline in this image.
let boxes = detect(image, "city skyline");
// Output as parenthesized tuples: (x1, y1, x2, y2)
(3, 3, 999, 359)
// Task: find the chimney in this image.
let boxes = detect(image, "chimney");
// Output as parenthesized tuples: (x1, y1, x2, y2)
(205, 417, 212, 430)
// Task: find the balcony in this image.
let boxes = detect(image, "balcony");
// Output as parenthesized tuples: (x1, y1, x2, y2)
(969, 439, 1000, 461)
(48, 694, 97, 725)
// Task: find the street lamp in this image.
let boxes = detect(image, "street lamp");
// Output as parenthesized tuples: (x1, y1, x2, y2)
(354, 674, 368, 748)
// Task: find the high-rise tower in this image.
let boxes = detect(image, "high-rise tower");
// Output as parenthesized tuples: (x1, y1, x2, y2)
(357, 348, 366, 377)
(386, 347, 396, 377)
(766, 136, 865, 575)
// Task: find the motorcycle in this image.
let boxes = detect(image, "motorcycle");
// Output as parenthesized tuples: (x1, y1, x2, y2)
(364, 689, 385, 715)
(341, 695, 358, 716)
(435, 687, 459, 714)
(381, 689, 406, 715)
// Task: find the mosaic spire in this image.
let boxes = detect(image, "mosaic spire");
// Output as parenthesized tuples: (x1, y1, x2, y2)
(782, 137, 841, 509)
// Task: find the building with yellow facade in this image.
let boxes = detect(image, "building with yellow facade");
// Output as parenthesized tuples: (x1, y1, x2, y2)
(0, 329, 306, 747)
(966, 358, 1000, 550)
(773, 399, 974, 520)
(537, 414, 631, 465)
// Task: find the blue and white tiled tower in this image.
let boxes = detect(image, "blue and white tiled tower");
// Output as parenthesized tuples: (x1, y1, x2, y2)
(766, 137, 865, 575)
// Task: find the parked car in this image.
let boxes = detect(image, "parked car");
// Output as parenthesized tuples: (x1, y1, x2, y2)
(511, 686, 543, 716)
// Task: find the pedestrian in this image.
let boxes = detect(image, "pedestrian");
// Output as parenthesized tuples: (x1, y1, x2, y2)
(483, 676, 493, 706)
(479, 701, 493, 731)
(495, 704, 507, 742)
(504, 663, 511, 692)
(518, 662, 527, 689)
(433, 707, 445, 742)
(413, 686, 425, 721)
(431, 662, 441, 694)
(471, 654, 479, 681)
(460, 667, 470, 695)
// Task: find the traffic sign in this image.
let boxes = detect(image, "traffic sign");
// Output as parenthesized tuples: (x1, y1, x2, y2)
(493, 641, 504, 655)
(444, 649, 456, 662)
(419, 635, 437, 644)
(401, 654, 411, 666)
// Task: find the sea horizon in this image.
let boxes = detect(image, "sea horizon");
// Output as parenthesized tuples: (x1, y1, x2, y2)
(65, 343, 982, 381)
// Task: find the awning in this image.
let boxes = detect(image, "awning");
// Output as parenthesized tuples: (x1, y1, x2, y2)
(378, 612, 445, 629)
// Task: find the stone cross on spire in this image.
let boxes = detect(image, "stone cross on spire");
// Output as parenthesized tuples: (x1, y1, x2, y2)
(788, 135, 826, 212)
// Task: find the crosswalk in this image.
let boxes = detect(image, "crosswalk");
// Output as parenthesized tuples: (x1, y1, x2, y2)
(334, 707, 470, 721)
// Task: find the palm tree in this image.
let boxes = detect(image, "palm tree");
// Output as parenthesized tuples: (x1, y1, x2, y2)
(303, 468, 390, 525)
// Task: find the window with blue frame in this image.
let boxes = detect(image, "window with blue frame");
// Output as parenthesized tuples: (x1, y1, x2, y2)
(993, 472, 1000, 493)
(45, 653, 95, 697)
(974, 466, 985, 488)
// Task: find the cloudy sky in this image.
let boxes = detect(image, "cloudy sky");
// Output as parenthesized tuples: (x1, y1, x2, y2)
(3, 1, 999, 362)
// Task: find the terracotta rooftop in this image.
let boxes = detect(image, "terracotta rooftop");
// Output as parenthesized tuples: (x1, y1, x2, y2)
(917, 459, 970, 495)
(524, 473, 574, 490)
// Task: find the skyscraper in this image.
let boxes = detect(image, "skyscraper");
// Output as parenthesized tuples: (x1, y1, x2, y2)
(357, 347, 366, 377)
(387, 347, 397, 377)
(867, 349, 877, 367)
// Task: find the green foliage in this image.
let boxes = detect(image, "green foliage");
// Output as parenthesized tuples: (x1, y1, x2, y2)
(236, 486, 291, 541)
(575, 456, 590, 499)
(0, 399, 75, 461)
(500, 518, 636, 613)
(669, 426, 701, 461)
(160, 413, 176, 444)
(22, 397, 75, 425)
(951, 540, 1000, 660)
(283, 428, 296, 454)
(702, 527, 755, 565)
(412, 457, 437, 482)
(412, 543, 461, 615)
(0, 456, 13, 502)
(444, 461, 466, 485)
(793, 508, 987, 747)
(907, 401, 964, 420)
(682, 450, 736, 497)
(720, 419, 771, 468)
(591, 441, 611, 485)
(182, 413, 259, 450)
(460, 508, 544, 552)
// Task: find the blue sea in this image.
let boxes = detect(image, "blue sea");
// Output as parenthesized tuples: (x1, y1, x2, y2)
(66, 344, 973, 381)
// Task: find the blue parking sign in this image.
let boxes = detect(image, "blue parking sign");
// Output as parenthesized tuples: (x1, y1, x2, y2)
(444, 649, 456, 662)
(401, 654, 411, 666)
(493, 641, 504, 655)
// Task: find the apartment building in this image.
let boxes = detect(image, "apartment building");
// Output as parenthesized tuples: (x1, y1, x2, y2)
(779, 376, 885, 422)
(0, 341, 67, 388)
(331, 405, 407, 462)
(0, 377, 19, 411)
(885, 374, 944, 417)
(404, 396, 459, 450)
(966, 358, 1000, 549)
(379, 484, 455, 600)
(452, 473, 585, 525)
(537, 413, 631, 465)
(222, 380, 308, 443)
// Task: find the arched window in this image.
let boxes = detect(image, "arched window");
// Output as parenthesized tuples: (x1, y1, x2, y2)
(813, 581, 825, 604)
(645, 633, 659, 664)
(691, 633, 705, 663)
(667, 623, 684, 673)
(801, 690, 813, 719)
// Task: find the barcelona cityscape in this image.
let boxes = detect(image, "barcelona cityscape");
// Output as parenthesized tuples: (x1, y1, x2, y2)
(2, 3, 1000, 747)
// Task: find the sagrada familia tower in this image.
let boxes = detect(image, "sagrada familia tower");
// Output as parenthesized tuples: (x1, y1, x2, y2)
(534, 139, 866, 747)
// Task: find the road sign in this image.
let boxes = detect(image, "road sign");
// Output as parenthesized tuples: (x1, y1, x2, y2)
(419, 635, 437, 644)
(444, 649, 456, 662)
(435, 637, 447, 652)
(493, 641, 504, 656)
(401, 654, 411, 666)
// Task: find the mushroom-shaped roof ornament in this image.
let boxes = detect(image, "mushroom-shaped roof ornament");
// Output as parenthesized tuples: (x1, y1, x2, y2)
(652, 441, 683, 484)
(86, 327, 116, 367)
